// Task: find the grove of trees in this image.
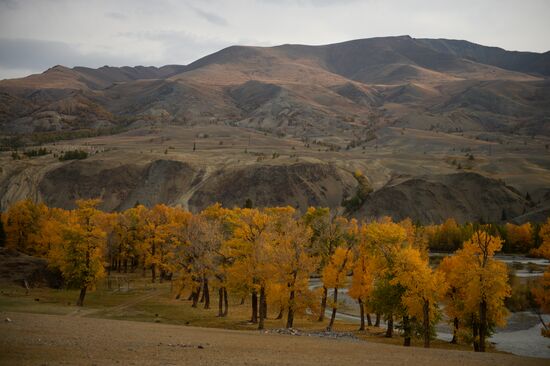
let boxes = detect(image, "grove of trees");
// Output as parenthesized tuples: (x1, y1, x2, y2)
(2, 199, 550, 351)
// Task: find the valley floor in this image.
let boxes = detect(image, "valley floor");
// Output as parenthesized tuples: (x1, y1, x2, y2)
(0, 311, 547, 366)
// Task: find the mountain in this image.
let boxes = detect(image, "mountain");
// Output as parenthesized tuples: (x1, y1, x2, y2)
(0, 36, 549, 223)
(1, 35, 548, 137)
(417, 38, 550, 76)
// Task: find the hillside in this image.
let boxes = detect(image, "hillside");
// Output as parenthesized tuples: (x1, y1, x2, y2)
(0, 36, 549, 223)
(1, 35, 548, 137)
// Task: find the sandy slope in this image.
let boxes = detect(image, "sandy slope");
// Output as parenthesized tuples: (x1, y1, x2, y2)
(0, 311, 546, 366)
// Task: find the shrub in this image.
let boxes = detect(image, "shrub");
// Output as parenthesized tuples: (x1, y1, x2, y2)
(59, 150, 88, 161)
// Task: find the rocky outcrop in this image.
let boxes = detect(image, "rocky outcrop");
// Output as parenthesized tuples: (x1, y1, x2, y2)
(352, 172, 528, 224)
(189, 162, 356, 212)
(39, 159, 197, 211)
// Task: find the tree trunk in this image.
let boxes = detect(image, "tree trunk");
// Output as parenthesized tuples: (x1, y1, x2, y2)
(191, 282, 201, 308)
(200, 285, 205, 302)
(286, 270, 297, 328)
(403, 315, 411, 346)
(223, 287, 229, 316)
(358, 299, 365, 331)
(142, 255, 147, 277)
(151, 263, 156, 283)
(451, 317, 459, 344)
(203, 278, 210, 309)
(375, 313, 381, 327)
(472, 318, 480, 352)
(287, 289, 295, 328)
(385, 314, 393, 338)
(251, 291, 258, 323)
(151, 243, 156, 283)
(479, 300, 487, 352)
(367, 313, 372, 327)
(328, 287, 338, 331)
(259, 286, 266, 330)
(262, 292, 267, 320)
(76, 286, 87, 307)
(318, 286, 328, 322)
(218, 288, 224, 317)
(191, 291, 199, 308)
(117, 243, 122, 273)
(423, 299, 430, 348)
(276, 306, 284, 320)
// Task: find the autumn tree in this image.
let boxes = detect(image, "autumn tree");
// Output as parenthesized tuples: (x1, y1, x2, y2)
(267, 207, 317, 328)
(303, 207, 348, 322)
(2, 199, 48, 255)
(438, 254, 465, 344)
(392, 247, 447, 347)
(141, 204, 175, 283)
(348, 239, 375, 331)
(531, 218, 550, 259)
(48, 199, 107, 306)
(531, 219, 550, 336)
(426, 218, 466, 252)
(226, 208, 273, 328)
(365, 218, 409, 337)
(322, 220, 357, 331)
(108, 206, 147, 274)
(504, 223, 533, 253)
(440, 230, 511, 351)
(201, 204, 235, 317)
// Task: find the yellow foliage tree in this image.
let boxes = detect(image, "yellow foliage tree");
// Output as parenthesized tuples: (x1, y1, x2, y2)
(48, 199, 107, 306)
(505, 223, 533, 252)
(302, 207, 349, 321)
(2, 199, 48, 255)
(531, 218, 550, 259)
(348, 245, 375, 330)
(141, 204, 175, 283)
(225, 208, 273, 328)
(392, 247, 447, 347)
(531, 218, 550, 337)
(323, 245, 354, 330)
(267, 207, 317, 328)
(440, 230, 511, 351)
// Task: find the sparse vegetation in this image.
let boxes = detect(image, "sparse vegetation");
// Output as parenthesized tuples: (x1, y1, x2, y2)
(58, 149, 88, 161)
(23, 148, 49, 157)
(342, 170, 373, 212)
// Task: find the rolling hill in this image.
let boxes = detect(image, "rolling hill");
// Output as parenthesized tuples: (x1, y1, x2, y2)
(0, 35, 549, 223)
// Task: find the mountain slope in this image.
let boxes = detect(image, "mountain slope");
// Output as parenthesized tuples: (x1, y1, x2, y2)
(1, 35, 548, 138)
(0, 36, 549, 223)
(418, 38, 550, 76)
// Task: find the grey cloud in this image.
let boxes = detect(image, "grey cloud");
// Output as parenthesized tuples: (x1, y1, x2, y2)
(257, 0, 360, 6)
(118, 30, 231, 63)
(190, 6, 228, 26)
(105, 12, 127, 20)
(0, 38, 137, 72)
(0, 0, 18, 10)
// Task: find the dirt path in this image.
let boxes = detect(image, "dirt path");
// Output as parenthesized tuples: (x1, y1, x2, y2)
(0, 311, 547, 366)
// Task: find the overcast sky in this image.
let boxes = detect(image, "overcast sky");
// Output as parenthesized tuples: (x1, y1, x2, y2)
(1, 0, 549, 79)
